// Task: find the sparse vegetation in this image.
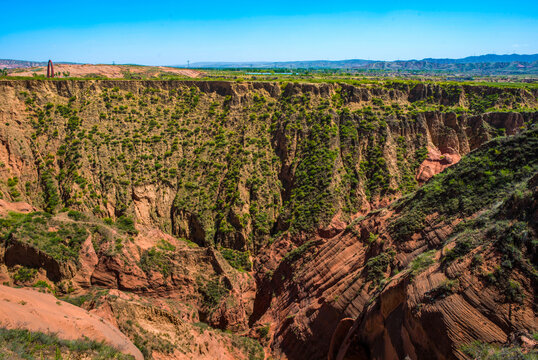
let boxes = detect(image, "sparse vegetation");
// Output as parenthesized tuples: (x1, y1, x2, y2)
(0, 212, 87, 262)
(140, 247, 172, 277)
(283, 240, 316, 263)
(198, 277, 229, 309)
(461, 340, 537, 360)
(365, 249, 395, 286)
(409, 250, 436, 277)
(13, 267, 37, 283)
(0, 327, 134, 359)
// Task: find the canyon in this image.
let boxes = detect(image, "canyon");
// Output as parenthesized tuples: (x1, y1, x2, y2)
(0, 78, 536, 359)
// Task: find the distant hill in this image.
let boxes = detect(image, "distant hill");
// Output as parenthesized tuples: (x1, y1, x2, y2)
(0, 59, 82, 69)
(4, 63, 202, 79)
(0, 59, 47, 69)
(422, 53, 538, 64)
(182, 54, 538, 74)
(3, 54, 538, 75)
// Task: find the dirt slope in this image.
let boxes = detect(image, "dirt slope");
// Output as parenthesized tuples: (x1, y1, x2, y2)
(8, 63, 202, 78)
(0, 284, 143, 359)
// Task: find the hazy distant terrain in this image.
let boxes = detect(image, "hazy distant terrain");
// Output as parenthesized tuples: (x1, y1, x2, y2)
(3, 54, 538, 76)
(182, 53, 538, 74)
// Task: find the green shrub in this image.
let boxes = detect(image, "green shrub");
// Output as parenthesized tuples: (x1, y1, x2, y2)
(221, 248, 252, 271)
(442, 237, 473, 266)
(157, 239, 176, 252)
(13, 267, 37, 283)
(115, 215, 138, 235)
(258, 324, 270, 339)
(283, 240, 315, 263)
(198, 277, 228, 309)
(67, 210, 85, 221)
(140, 247, 171, 277)
(389, 208, 425, 241)
(365, 249, 395, 285)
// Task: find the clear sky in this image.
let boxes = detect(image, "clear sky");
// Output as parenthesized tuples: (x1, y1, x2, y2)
(1, 0, 537, 65)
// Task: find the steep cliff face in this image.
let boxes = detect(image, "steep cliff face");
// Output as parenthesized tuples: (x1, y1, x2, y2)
(0, 80, 535, 253)
(0, 79, 537, 360)
(251, 130, 538, 360)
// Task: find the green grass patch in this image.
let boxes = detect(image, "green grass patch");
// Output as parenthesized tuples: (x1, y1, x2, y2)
(0, 327, 134, 360)
(409, 250, 436, 277)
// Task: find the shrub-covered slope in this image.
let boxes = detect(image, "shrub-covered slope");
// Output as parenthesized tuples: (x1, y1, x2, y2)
(0, 80, 536, 253)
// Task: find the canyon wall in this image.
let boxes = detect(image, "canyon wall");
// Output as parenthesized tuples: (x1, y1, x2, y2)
(0, 79, 536, 359)
(0, 79, 535, 253)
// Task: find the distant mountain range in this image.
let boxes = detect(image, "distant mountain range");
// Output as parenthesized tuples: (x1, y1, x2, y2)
(421, 54, 538, 64)
(181, 54, 538, 73)
(0, 59, 49, 69)
(0, 59, 80, 69)
(2, 54, 538, 75)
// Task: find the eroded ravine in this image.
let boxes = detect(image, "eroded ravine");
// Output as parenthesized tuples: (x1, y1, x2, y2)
(0, 79, 536, 359)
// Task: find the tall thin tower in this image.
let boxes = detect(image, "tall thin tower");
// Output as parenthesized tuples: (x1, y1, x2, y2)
(46, 60, 54, 78)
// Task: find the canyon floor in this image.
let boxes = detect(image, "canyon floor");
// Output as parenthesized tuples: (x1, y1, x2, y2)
(0, 77, 536, 359)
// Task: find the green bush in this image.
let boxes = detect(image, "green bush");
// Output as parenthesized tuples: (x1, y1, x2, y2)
(283, 240, 315, 263)
(13, 267, 37, 283)
(365, 249, 395, 285)
(258, 324, 270, 339)
(140, 247, 171, 277)
(67, 210, 85, 221)
(389, 208, 425, 242)
(442, 238, 473, 266)
(198, 277, 228, 309)
(115, 216, 138, 235)
(221, 248, 252, 271)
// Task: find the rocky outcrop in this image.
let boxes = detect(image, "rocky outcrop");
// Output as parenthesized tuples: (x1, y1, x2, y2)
(4, 234, 78, 281)
(416, 147, 460, 184)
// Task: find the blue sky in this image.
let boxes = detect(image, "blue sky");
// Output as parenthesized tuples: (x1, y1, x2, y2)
(1, 0, 537, 65)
